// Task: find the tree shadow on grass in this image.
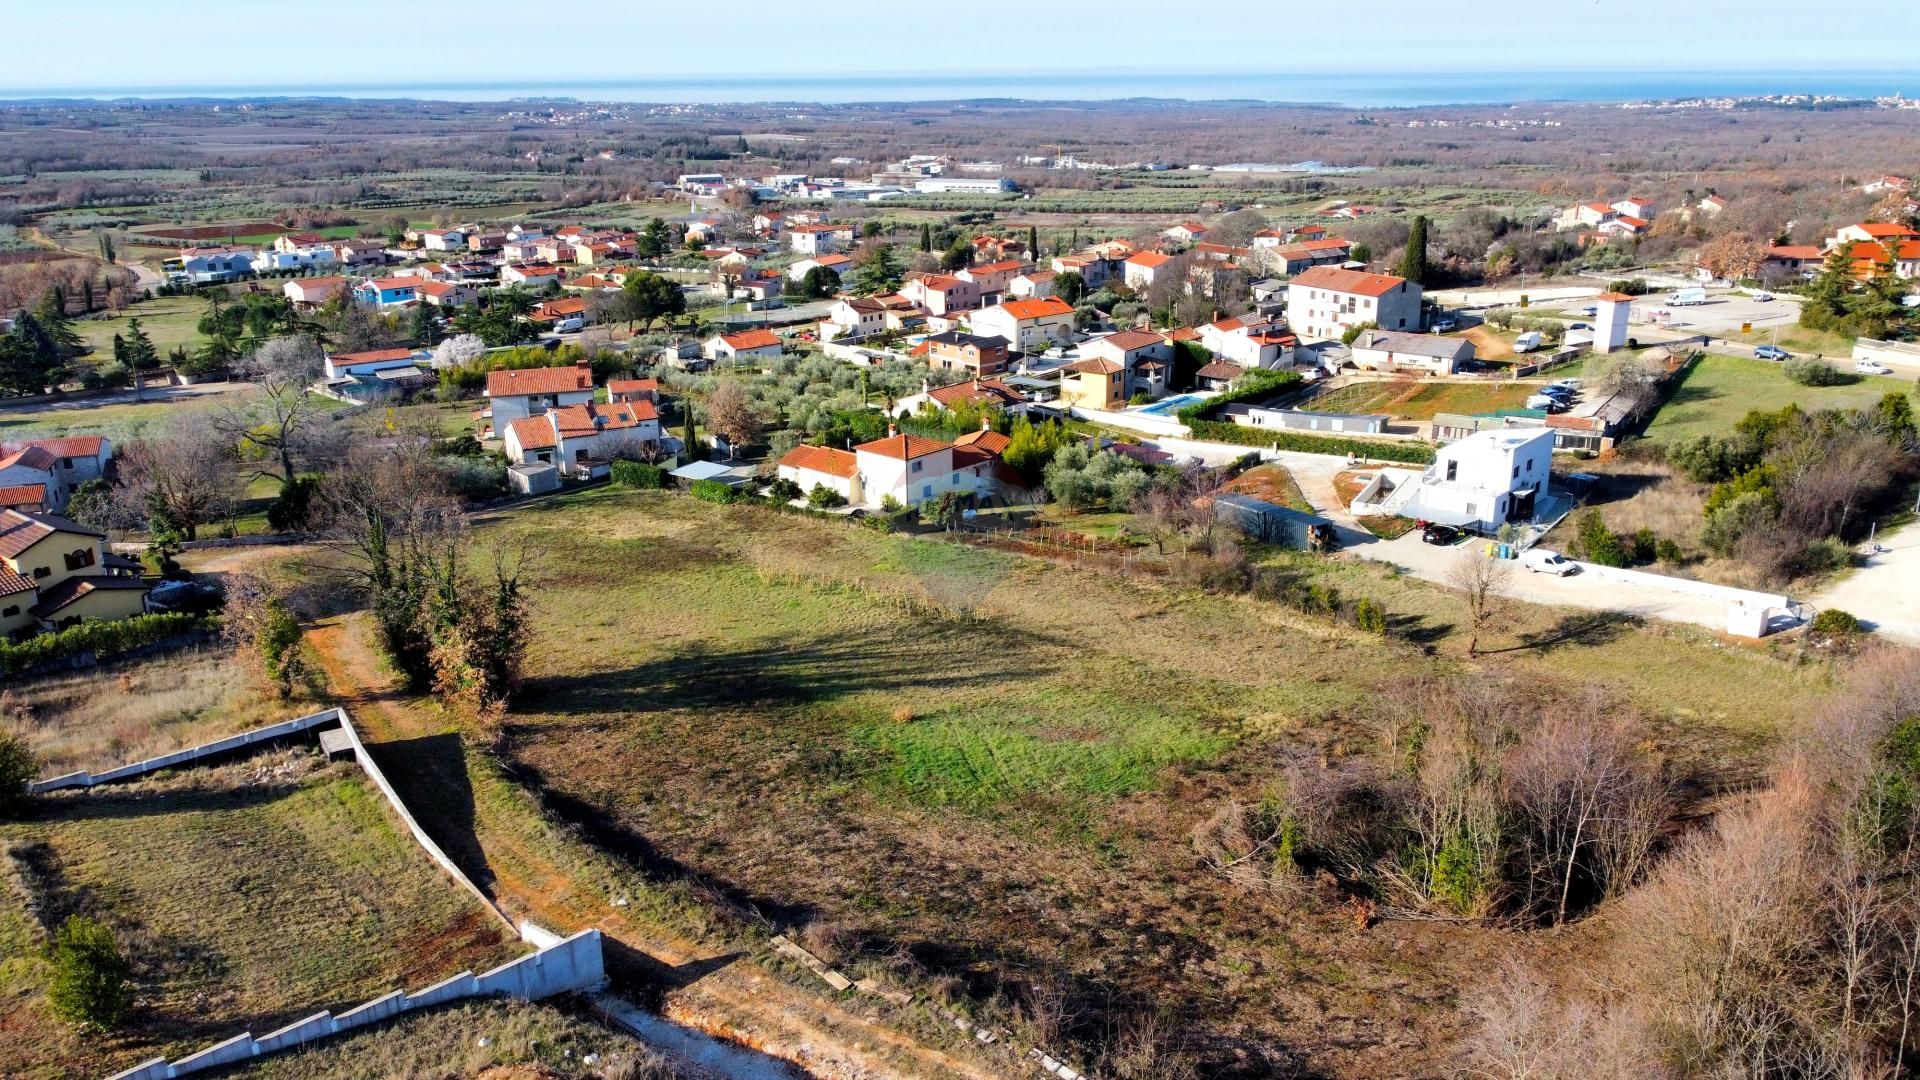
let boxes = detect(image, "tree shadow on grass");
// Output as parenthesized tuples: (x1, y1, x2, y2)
(1490, 609, 1646, 655)
(358, 732, 496, 896)
(1388, 612, 1454, 645)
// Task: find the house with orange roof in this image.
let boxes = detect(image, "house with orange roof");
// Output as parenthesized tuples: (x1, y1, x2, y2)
(481, 364, 597, 437)
(1199, 315, 1297, 370)
(703, 327, 785, 364)
(1260, 238, 1352, 277)
(1287, 266, 1421, 342)
(1058, 357, 1127, 412)
(955, 259, 1034, 298)
(787, 222, 856, 255)
(608, 378, 659, 405)
(1164, 221, 1209, 245)
(900, 273, 979, 316)
(1080, 329, 1174, 400)
(417, 280, 477, 308)
(1557, 201, 1620, 231)
(0, 509, 149, 637)
(503, 400, 663, 478)
(923, 332, 1012, 379)
(969, 296, 1076, 352)
(1123, 251, 1174, 290)
(1596, 215, 1651, 238)
(501, 262, 561, 288)
(854, 431, 965, 507)
(283, 275, 348, 309)
(353, 276, 423, 307)
(1863, 176, 1913, 195)
(1763, 244, 1825, 279)
(1008, 270, 1056, 299)
(776, 444, 863, 504)
(1828, 222, 1920, 250)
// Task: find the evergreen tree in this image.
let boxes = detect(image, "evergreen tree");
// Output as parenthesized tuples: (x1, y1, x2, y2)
(1396, 215, 1431, 285)
(681, 399, 698, 456)
(0, 314, 58, 396)
(97, 229, 115, 264)
(80, 277, 95, 313)
(637, 218, 671, 259)
(34, 287, 82, 357)
(855, 245, 904, 294)
(919, 223, 932, 252)
(411, 302, 442, 347)
(46, 916, 133, 1032)
(1027, 225, 1039, 256)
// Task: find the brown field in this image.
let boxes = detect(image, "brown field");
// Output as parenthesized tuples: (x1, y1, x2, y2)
(133, 223, 288, 242)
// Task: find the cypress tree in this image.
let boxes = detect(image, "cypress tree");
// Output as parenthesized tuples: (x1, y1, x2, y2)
(919, 223, 932, 252)
(1396, 215, 1431, 286)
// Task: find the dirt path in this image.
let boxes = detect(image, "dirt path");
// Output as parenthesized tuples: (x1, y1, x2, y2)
(302, 615, 1006, 1080)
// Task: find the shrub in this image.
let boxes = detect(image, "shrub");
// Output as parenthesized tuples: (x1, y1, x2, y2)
(1810, 608, 1862, 636)
(806, 483, 848, 508)
(610, 461, 665, 489)
(1354, 597, 1388, 635)
(437, 456, 506, 499)
(1607, 277, 1651, 296)
(0, 729, 37, 818)
(1631, 527, 1658, 563)
(690, 478, 738, 504)
(1573, 509, 1628, 568)
(266, 475, 320, 532)
(765, 477, 802, 501)
(1183, 419, 1437, 464)
(0, 613, 214, 678)
(1655, 537, 1684, 563)
(47, 915, 133, 1031)
(1784, 356, 1849, 387)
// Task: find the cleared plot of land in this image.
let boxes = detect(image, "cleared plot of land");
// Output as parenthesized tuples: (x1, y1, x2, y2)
(73, 294, 213, 358)
(1302, 379, 1534, 419)
(1221, 461, 1315, 512)
(226, 998, 680, 1080)
(478, 489, 1835, 1076)
(1, 648, 304, 777)
(0, 761, 521, 1079)
(1641, 352, 1897, 444)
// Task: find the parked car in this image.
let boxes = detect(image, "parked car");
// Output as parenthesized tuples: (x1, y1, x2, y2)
(553, 316, 585, 333)
(1750, 291, 1774, 302)
(1569, 322, 1591, 330)
(1857, 359, 1894, 375)
(1430, 317, 1458, 332)
(1521, 549, 1578, 576)
(1580, 305, 1598, 317)
(1525, 394, 1568, 412)
(1421, 522, 1464, 546)
(1539, 385, 1575, 401)
(1552, 378, 1582, 390)
(1754, 344, 1793, 361)
(1513, 330, 1544, 353)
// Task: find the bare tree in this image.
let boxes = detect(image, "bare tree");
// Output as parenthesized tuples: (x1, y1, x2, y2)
(220, 335, 332, 484)
(704, 381, 764, 457)
(1448, 553, 1513, 657)
(115, 420, 242, 540)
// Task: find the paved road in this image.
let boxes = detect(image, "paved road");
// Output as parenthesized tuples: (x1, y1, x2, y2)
(1811, 524, 1920, 644)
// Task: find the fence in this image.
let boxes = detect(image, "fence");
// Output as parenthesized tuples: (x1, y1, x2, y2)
(106, 930, 606, 1080)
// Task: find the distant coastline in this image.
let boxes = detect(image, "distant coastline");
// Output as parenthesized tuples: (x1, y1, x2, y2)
(3, 69, 1918, 108)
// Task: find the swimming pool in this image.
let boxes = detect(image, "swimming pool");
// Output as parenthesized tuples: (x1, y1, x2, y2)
(1135, 393, 1211, 416)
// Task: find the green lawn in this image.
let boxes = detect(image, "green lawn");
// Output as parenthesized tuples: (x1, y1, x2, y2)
(0, 765, 521, 1079)
(73, 294, 213, 359)
(1642, 352, 1904, 443)
(0, 394, 219, 442)
(1303, 379, 1536, 419)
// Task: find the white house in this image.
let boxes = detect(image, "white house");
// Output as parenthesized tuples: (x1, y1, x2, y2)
(788, 223, 856, 255)
(703, 327, 785, 363)
(1009, 270, 1056, 298)
(1404, 427, 1554, 531)
(970, 297, 1076, 352)
(504, 400, 662, 477)
(1287, 266, 1421, 342)
(418, 228, 468, 251)
(1610, 196, 1655, 220)
(822, 297, 887, 340)
(9, 437, 112, 504)
(325, 347, 420, 381)
(1164, 221, 1209, 245)
(776, 444, 864, 504)
(855, 433, 966, 507)
(787, 254, 852, 283)
(501, 262, 561, 288)
(1124, 252, 1172, 291)
(177, 247, 255, 283)
(1199, 316, 1297, 370)
(1348, 330, 1472, 375)
(1556, 202, 1617, 231)
(482, 364, 597, 437)
(283, 276, 347, 308)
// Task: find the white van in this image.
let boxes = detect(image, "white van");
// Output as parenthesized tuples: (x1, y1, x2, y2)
(1513, 330, 1544, 353)
(554, 316, 585, 333)
(1521, 548, 1578, 576)
(1668, 287, 1708, 306)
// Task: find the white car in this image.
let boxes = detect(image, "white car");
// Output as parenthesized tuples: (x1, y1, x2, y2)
(1552, 378, 1582, 390)
(1521, 548, 1578, 576)
(1856, 359, 1894, 375)
(1750, 291, 1774, 302)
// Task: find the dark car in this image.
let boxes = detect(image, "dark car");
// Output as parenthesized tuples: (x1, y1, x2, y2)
(1421, 522, 1464, 545)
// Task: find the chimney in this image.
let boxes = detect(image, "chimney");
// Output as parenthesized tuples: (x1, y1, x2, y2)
(888, 423, 898, 438)
(981, 414, 991, 432)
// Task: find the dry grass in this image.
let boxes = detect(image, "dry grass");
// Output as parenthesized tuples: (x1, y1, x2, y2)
(227, 998, 681, 1079)
(0, 648, 306, 777)
(1303, 379, 1536, 420)
(1222, 462, 1315, 513)
(0, 758, 522, 1079)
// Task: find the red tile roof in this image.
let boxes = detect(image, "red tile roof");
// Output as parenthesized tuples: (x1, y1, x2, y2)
(1127, 252, 1172, 268)
(954, 428, 1012, 455)
(1857, 223, 1919, 239)
(608, 378, 658, 397)
(1768, 245, 1823, 260)
(486, 365, 594, 398)
(0, 564, 32, 598)
(0, 446, 57, 473)
(507, 417, 557, 451)
(969, 259, 1032, 275)
(929, 378, 1023, 408)
(855, 433, 950, 460)
(778, 444, 859, 478)
(0, 509, 100, 560)
(550, 401, 654, 436)
(720, 328, 782, 350)
(25, 436, 106, 458)
(1096, 329, 1167, 352)
(331, 348, 415, 365)
(1289, 266, 1410, 298)
(0, 483, 46, 510)
(998, 297, 1073, 320)
(1064, 357, 1124, 376)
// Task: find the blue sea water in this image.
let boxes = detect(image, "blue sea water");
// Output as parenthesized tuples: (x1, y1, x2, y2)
(4, 70, 1918, 107)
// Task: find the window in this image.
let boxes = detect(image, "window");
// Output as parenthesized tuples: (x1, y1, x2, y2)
(910, 460, 922, 474)
(922, 485, 933, 498)
(64, 548, 95, 572)
(1512, 466, 1520, 479)
(1445, 460, 1458, 482)
(33, 566, 49, 579)
(1, 606, 14, 617)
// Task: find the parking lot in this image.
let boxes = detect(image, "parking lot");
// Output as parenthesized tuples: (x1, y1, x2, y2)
(1631, 292, 1803, 340)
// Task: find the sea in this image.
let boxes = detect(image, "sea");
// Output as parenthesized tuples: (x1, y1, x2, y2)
(4, 70, 1919, 108)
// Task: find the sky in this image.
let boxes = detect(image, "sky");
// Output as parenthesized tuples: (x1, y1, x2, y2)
(5, 0, 1918, 96)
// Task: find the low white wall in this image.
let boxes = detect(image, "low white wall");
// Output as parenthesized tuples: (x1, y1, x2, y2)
(1072, 405, 1191, 437)
(1572, 560, 1789, 610)
(106, 930, 607, 1080)
(30, 711, 344, 793)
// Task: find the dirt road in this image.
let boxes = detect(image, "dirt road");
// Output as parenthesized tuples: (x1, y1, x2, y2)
(301, 614, 1005, 1080)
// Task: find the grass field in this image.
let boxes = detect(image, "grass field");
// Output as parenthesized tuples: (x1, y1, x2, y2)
(73, 294, 213, 358)
(464, 487, 1840, 1077)
(1302, 379, 1535, 419)
(1641, 352, 1902, 443)
(2, 648, 308, 777)
(0, 392, 231, 442)
(227, 998, 677, 1079)
(0, 761, 522, 1079)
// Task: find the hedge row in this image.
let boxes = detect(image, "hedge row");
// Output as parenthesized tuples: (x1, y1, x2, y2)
(0, 613, 217, 678)
(610, 461, 666, 489)
(690, 478, 740, 504)
(1175, 370, 1305, 427)
(1184, 419, 1438, 464)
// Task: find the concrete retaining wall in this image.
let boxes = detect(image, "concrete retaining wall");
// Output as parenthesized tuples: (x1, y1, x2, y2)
(105, 930, 607, 1080)
(30, 710, 344, 793)
(1572, 560, 1789, 610)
